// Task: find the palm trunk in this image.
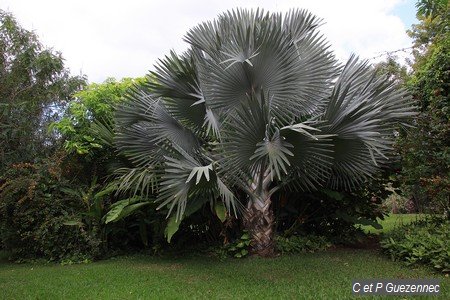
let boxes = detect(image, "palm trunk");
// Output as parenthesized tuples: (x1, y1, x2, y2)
(243, 170, 275, 257)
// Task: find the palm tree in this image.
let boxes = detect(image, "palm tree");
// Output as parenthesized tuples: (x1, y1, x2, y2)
(115, 9, 414, 256)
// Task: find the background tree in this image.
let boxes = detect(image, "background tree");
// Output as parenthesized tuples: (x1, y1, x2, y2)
(49, 77, 159, 251)
(396, 0, 449, 215)
(409, 0, 448, 49)
(0, 10, 85, 173)
(115, 9, 414, 256)
(51, 77, 144, 182)
(374, 55, 408, 84)
(0, 10, 102, 261)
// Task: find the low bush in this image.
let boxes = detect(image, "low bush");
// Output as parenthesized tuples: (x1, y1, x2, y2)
(0, 159, 102, 262)
(211, 231, 251, 260)
(382, 183, 417, 214)
(275, 235, 331, 254)
(274, 178, 388, 245)
(381, 217, 450, 273)
(223, 231, 251, 258)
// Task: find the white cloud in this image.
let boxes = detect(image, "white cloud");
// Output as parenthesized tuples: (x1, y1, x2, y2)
(2, 0, 412, 83)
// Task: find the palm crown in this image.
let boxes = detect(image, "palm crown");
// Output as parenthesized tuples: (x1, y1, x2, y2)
(115, 9, 414, 255)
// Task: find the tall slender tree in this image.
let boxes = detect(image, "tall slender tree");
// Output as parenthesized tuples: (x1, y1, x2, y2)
(115, 9, 414, 256)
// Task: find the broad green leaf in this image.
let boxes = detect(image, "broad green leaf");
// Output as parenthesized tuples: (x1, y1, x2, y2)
(214, 202, 227, 222)
(117, 202, 150, 220)
(104, 198, 150, 224)
(104, 200, 130, 224)
(241, 233, 250, 240)
(165, 216, 181, 243)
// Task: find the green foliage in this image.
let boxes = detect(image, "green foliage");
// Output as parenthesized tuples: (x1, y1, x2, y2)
(162, 198, 227, 244)
(223, 232, 251, 258)
(275, 235, 331, 254)
(397, 1, 449, 216)
(381, 218, 450, 273)
(2, 251, 449, 299)
(100, 183, 223, 248)
(214, 202, 227, 222)
(360, 214, 428, 235)
(105, 203, 168, 250)
(48, 78, 157, 252)
(408, 0, 448, 48)
(165, 216, 182, 243)
(103, 197, 151, 224)
(383, 184, 417, 214)
(416, 0, 448, 19)
(0, 10, 85, 172)
(51, 77, 142, 157)
(60, 177, 111, 233)
(274, 175, 388, 244)
(373, 56, 408, 84)
(0, 156, 102, 261)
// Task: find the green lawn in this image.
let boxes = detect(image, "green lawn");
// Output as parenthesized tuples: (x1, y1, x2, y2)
(361, 213, 428, 235)
(1, 249, 448, 299)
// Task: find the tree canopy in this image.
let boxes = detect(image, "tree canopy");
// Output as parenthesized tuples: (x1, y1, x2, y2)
(397, 0, 449, 215)
(52, 77, 143, 156)
(0, 10, 85, 172)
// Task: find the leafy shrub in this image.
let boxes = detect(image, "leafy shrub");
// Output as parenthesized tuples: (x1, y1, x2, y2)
(275, 235, 331, 254)
(219, 232, 251, 258)
(274, 177, 388, 245)
(381, 218, 450, 273)
(382, 182, 417, 214)
(383, 193, 417, 214)
(0, 158, 102, 262)
(102, 196, 169, 251)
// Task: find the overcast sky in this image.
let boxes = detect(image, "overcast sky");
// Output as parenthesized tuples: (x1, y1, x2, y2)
(2, 0, 417, 83)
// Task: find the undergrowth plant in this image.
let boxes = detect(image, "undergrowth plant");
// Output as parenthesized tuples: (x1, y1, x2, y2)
(0, 155, 102, 262)
(276, 235, 331, 254)
(381, 217, 450, 273)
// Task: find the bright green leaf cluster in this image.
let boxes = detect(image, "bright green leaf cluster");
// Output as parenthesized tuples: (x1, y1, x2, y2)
(51, 77, 144, 156)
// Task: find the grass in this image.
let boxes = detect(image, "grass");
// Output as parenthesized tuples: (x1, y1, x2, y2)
(1, 249, 449, 299)
(360, 213, 428, 235)
(1, 214, 445, 299)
